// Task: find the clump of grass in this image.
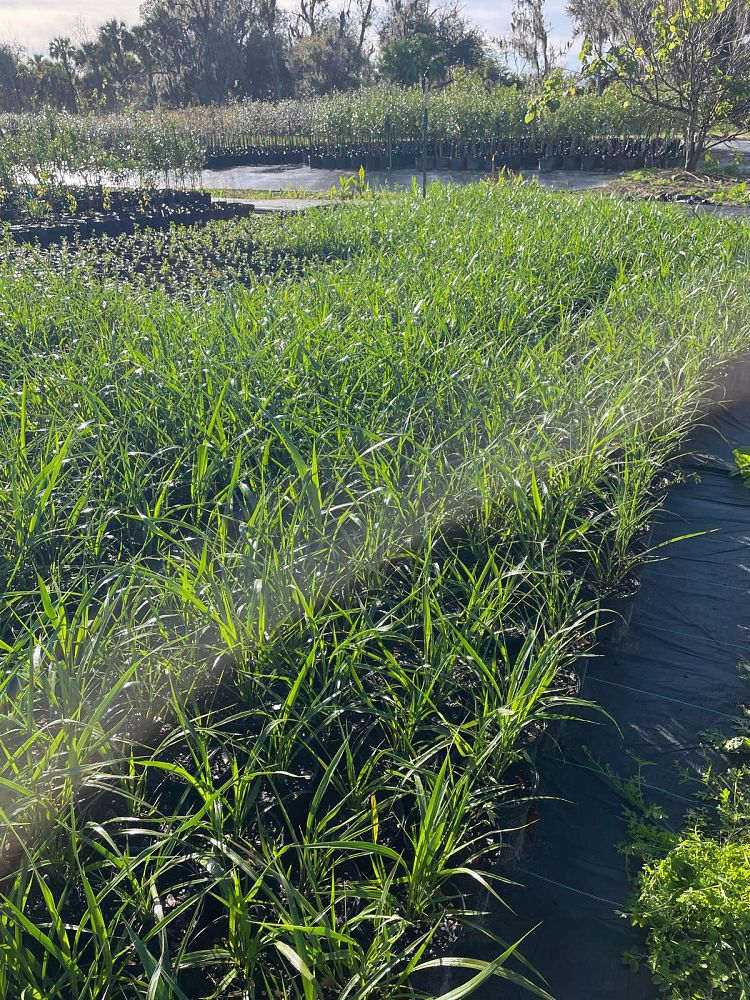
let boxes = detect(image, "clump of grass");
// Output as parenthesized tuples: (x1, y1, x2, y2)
(1, 181, 749, 997)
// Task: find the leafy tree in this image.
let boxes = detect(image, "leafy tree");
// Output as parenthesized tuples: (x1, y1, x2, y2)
(289, 14, 369, 93)
(583, 0, 750, 170)
(0, 44, 32, 113)
(380, 33, 446, 83)
(290, 0, 376, 92)
(138, 0, 289, 104)
(0, 0, 499, 108)
(48, 37, 79, 111)
(378, 0, 487, 84)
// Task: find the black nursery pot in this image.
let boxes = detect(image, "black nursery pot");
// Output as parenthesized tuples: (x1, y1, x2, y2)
(581, 153, 602, 171)
(538, 155, 558, 172)
(617, 154, 644, 170)
(595, 593, 637, 646)
(168, 211, 197, 226)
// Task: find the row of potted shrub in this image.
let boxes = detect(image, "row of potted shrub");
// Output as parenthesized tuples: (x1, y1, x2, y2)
(201, 136, 684, 173)
(2, 189, 255, 246)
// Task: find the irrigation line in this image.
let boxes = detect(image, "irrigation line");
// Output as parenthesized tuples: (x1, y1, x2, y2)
(515, 867, 623, 910)
(621, 619, 750, 657)
(638, 568, 750, 593)
(586, 676, 739, 719)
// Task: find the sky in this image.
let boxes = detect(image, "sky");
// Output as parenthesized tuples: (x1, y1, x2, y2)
(0, 0, 572, 54)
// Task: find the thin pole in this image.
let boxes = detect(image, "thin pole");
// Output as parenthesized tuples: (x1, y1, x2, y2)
(422, 71, 430, 198)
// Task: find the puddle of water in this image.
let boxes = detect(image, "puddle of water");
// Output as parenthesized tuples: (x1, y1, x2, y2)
(693, 203, 750, 218)
(199, 163, 615, 193)
(33, 161, 750, 220)
(703, 138, 750, 175)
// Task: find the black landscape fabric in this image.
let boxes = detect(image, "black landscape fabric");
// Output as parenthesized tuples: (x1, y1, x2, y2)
(483, 363, 750, 999)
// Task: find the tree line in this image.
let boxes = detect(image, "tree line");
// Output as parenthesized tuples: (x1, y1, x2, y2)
(0, 0, 512, 112)
(0, 0, 625, 113)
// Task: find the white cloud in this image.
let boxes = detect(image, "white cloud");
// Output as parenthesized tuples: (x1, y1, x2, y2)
(467, 0, 571, 38)
(0, 1, 141, 51)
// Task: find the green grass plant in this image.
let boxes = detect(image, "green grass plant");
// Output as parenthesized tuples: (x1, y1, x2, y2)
(1, 180, 749, 996)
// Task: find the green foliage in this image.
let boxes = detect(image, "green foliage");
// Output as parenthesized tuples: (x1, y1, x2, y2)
(197, 78, 662, 141)
(628, 685, 750, 997)
(330, 165, 372, 200)
(0, 106, 203, 190)
(731, 448, 750, 486)
(0, 80, 669, 191)
(631, 825, 750, 996)
(578, 0, 750, 169)
(2, 183, 750, 996)
(381, 35, 447, 85)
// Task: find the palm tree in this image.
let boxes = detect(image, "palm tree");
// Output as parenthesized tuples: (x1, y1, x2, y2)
(49, 36, 79, 110)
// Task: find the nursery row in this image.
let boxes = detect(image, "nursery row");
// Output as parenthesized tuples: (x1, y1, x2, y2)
(193, 81, 668, 147)
(1, 183, 750, 998)
(1, 217, 305, 294)
(306, 137, 682, 173)
(0, 189, 254, 249)
(210, 135, 684, 172)
(0, 187, 211, 224)
(0, 81, 677, 188)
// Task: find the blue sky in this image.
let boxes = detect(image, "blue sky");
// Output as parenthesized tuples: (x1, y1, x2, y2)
(0, 0, 573, 53)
